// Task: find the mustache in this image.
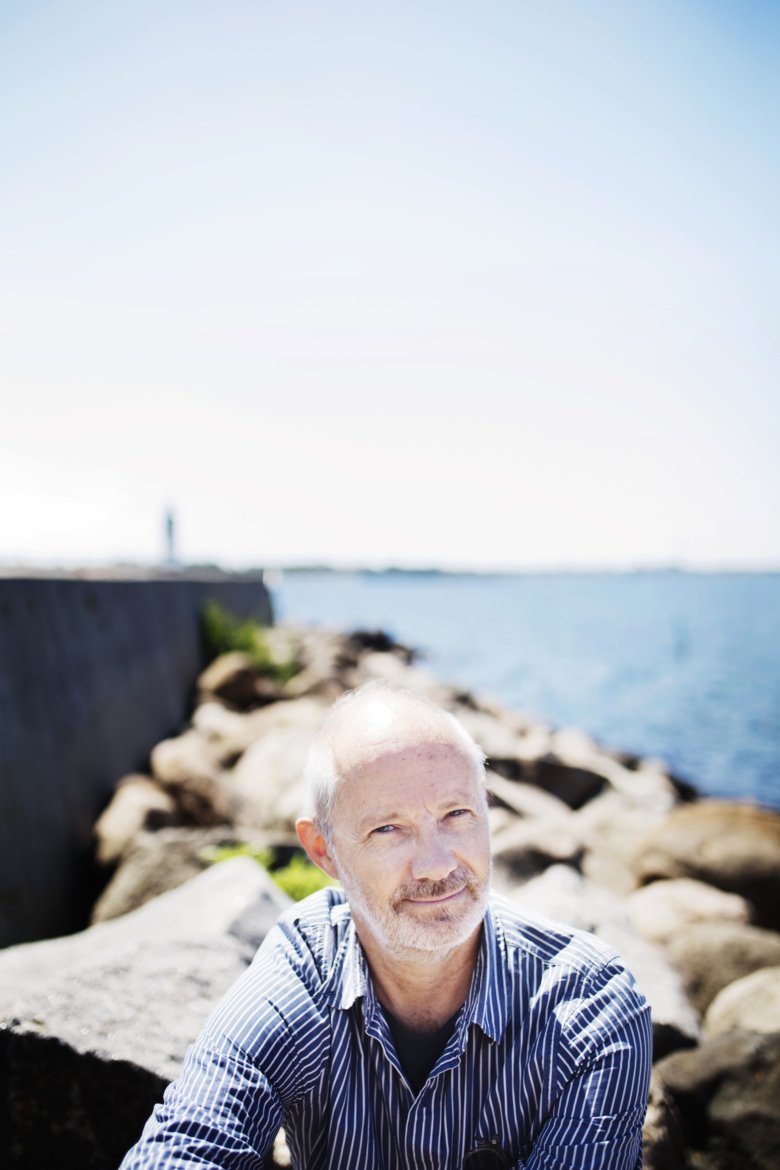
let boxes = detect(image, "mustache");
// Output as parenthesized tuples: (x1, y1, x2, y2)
(392, 866, 482, 907)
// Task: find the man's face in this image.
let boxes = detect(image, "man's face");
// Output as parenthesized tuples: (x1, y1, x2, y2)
(326, 739, 491, 957)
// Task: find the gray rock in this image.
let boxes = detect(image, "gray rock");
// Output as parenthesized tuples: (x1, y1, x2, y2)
(491, 817, 584, 880)
(704, 966, 780, 1038)
(192, 699, 292, 765)
(576, 787, 677, 896)
(91, 826, 293, 922)
(197, 650, 273, 708)
(150, 728, 233, 825)
(626, 877, 753, 945)
(642, 1072, 686, 1170)
(230, 696, 329, 829)
(93, 774, 179, 866)
(487, 772, 573, 820)
(634, 800, 780, 930)
(0, 859, 289, 1169)
(511, 866, 699, 1057)
(655, 1029, 780, 1170)
(665, 920, 780, 1013)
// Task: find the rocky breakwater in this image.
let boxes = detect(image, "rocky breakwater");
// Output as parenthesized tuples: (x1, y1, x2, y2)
(2, 623, 780, 1170)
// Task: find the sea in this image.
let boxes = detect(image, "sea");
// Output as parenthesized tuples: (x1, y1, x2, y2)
(273, 570, 780, 811)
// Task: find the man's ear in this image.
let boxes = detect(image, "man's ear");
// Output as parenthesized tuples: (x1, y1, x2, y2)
(296, 817, 339, 880)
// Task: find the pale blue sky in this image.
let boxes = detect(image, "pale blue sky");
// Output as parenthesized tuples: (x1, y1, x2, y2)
(2, 0, 778, 569)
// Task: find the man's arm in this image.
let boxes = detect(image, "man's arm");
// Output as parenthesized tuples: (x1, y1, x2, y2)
(523, 960, 653, 1170)
(120, 909, 332, 1169)
(120, 1029, 283, 1169)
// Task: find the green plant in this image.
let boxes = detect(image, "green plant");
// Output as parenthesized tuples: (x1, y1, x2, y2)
(200, 600, 301, 684)
(198, 843, 337, 902)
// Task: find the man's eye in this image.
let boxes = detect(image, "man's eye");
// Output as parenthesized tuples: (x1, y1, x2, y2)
(446, 808, 469, 820)
(371, 824, 396, 835)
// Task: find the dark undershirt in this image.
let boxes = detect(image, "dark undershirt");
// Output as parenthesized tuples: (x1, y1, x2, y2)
(384, 1008, 460, 1095)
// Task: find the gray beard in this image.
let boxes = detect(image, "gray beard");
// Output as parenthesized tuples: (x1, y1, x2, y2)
(337, 860, 491, 956)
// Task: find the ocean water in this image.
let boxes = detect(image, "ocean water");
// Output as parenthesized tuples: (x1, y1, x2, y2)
(275, 571, 780, 810)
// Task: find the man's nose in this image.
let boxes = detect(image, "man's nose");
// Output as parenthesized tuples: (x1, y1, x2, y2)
(409, 830, 457, 882)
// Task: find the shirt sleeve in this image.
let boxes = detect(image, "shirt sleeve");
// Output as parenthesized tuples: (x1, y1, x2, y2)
(119, 912, 330, 1170)
(522, 960, 653, 1170)
(119, 1031, 283, 1170)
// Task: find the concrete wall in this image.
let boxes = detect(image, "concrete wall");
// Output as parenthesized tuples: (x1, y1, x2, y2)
(0, 574, 272, 948)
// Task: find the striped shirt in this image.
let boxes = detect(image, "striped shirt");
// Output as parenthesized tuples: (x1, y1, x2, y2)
(121, 887, 652, 1170)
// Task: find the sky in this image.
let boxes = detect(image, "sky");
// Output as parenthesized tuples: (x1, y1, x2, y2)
(1, 0, 778, 571)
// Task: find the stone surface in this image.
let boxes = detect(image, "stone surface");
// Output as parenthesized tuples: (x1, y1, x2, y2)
(230, 697, 329, 829)
(0, 859, 289, 1169)
(511, 866, 699, 1057)
(665, 920, 780, 1013)
(491, 817, 584, 879)
(634, 800, 780, 929)
(90, 826, 291, 922)
(655, 1029, 780, 1170)
(626, 877, 753, 945)
(642, 1072, 687, 1170)
(197, 650, 270, 708)
(150, 729, 233, 824)
(93, 774, 179, 866)
(703, 966, 780, 1037)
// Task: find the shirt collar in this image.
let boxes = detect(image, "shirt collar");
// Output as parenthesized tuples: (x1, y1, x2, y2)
(318, 895, 511, 1043)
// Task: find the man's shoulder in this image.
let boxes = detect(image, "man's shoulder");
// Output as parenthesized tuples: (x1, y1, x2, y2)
(277, 883, 349, 931)
(488, 890, 623, 979)
(267, 884, 352, 979)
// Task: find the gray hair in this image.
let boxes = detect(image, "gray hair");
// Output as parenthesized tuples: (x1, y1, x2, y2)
(303, 680, 486, 839)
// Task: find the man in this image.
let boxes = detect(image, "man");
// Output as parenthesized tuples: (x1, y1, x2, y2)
(122, 681, 652, 1169)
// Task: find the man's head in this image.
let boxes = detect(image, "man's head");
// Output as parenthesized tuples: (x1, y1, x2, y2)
(296, 682, 491, 957)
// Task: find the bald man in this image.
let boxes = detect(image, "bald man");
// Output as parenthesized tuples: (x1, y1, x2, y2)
(122, 682, 652, 1170)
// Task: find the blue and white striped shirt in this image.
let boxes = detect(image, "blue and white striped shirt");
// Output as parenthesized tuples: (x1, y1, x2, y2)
(122, 887, 652, 1169)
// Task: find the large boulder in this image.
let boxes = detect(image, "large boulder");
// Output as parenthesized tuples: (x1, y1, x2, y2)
(150, 728, 233, 825)
(512, 866, 699, 1057)
(655, 1030, 780, 1170)
(665, 920, 780, 1013)
(490, 817, 584, 880)
(193, 700, 292, 766)
(93, 774, 179, 867)
(634, 801, 780, 930)
(197, 650, 281, 708)
(703, 967, 780, 1038)
(90, 826, 293, 923)
(0, 859, 289, 1169)
(642, 1072, 687, 1170)
(626, 878, 753, 945)
(230, 697, 329, 830)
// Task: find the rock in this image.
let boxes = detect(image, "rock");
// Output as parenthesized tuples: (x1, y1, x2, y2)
(626, 878, 753, 945)
(491, 817, 584, 880)
(197, 651, 285, 708)
(90, 826, 291, 922)
(528, 755, 608, 808)
(350, 649, 447, 697)
(704, 967, 780, 1037)
(0, 859, 289, 1169)
(487, 773, 573, 820)
(93, 774, 179, 866)
(655, 1030, 780, 1170)
(576, 789, 672, 896)
(230, 697, 329, 830)
(511, 866, 699, 1057)
(192, 700, 286, 765)
(345, 628, 417, 662)
(454, 708, 532, 769)
(642, 1072, 687, 1170)
(150, 729, 233, 824)
(634, 801, 780, 929)
(665, 920, 780, 1013)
